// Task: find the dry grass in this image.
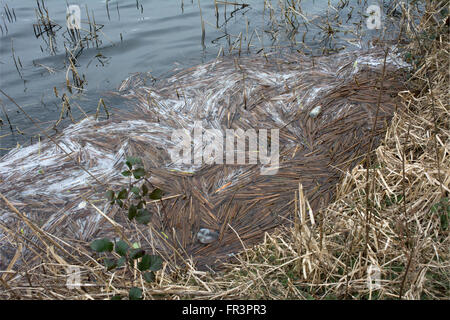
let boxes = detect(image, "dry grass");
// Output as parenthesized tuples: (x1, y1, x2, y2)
(0, 0, 448, 299)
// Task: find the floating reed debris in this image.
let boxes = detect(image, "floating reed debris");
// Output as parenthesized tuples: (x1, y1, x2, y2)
(33, 0, 61, 54)
(10, 39, 23, 79)
(0, 48, 409, 273)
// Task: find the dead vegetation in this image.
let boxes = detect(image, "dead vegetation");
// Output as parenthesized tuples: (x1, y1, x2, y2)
(0, 0, 448, 299)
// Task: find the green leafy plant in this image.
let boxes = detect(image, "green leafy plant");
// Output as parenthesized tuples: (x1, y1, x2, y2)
(90, 157, 164, 300)
(90, 237, 163, 293)
(105, 156, 163, 224)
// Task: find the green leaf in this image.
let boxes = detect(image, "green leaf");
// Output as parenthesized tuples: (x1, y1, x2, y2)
(104, 258, 117, 271)
(106, 190, 115, 202)
(138, 254, 151, 271)
(148, 255, 163, 271)
(141, 184, 149, 196)
(117, 188, 128, 200)
(90, 238, 113, 252)
(128, 205, 137, 220)
(133, 167, 146, 179)
(121, 170, 132, 177)
(130, 248, 145, 260)
(126, 156, 143, 166)
(115, 240, 129, 256)
(149, 188, 163, 200)
(131, 186, 140, 196)
(126, 160, 133, 170)
(136, 200, 145, 209)
(143, 272, 155, 283)
(117, 256, 127, 268)
(129, 287, 143, 300)
(116, 199, 124, 208)
(111, 295, 122, 300)
(136, 209, 152, 225)
(126, 157, 143, 172)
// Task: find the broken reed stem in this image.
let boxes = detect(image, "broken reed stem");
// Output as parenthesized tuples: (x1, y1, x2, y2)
(198, 0, 206, 47)
(11, 39, 23, 79)
(363, 47, 389, 265)
(95, 98, 110, 120)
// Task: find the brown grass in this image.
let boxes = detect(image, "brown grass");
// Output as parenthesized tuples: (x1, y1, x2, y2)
(0, 0, 448, 299)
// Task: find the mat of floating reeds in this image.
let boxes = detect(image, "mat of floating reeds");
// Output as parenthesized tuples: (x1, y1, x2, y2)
(0, 48, 408, 270)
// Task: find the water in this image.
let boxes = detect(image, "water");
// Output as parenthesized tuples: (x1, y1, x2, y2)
(0, 0, 396, 155)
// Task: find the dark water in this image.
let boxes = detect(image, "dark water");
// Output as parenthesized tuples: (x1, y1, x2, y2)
(0, 0, 396, 155)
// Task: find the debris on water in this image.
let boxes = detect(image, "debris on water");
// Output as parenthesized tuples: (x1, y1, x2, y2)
(77, 201, 87, 209)
(309, 105, 322, 118)
(0, 48, 407, 271)
(197, 228, 219, 244)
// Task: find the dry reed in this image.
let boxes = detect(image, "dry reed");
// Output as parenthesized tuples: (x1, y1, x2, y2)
(0, 0, 448, 300)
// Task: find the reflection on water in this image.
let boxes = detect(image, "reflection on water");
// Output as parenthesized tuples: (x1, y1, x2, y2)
(0, 0, 397, 155)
